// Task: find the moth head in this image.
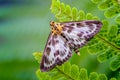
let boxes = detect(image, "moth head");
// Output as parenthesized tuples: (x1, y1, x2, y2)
(50, 21, 63, 35)
(50, 21, 55, 27)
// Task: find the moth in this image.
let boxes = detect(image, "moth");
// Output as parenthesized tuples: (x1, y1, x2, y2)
(40, 20, 102, 72)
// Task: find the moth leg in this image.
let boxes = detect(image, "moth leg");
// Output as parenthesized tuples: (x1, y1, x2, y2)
(74, 48, 80, 56)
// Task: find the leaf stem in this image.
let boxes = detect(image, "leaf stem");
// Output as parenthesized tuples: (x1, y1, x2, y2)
(55, 67, 74, 80)
(96, 35, 120, 51)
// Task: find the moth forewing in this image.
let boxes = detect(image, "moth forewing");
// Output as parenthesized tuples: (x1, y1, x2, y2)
(61, 20, 102, 52)
(40, 33, 72, 72)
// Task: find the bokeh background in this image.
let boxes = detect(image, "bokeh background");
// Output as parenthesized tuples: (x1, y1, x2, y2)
(0, 0, 112, 80)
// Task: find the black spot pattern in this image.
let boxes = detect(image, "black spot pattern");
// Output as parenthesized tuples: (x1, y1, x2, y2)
(54, 50, 59, 57)
(46, 47, 51, 55)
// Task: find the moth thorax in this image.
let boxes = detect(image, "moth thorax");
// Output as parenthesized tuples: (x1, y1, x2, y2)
(50, 21, 63, 35)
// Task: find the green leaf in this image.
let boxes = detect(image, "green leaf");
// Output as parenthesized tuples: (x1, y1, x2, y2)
(51, 72, 64, 80)
(35, 61, 116, 80)
(87, 41, 106, 54)
(33, 52, 42, 63)
(89, 72, 98, 80)
(97, 47, 116, 62)
(63, 5, 72, 21)
(116, 15, 120, 24)
(92, 16, 100, 20)
(108, 25, 118, 42)
(57, 64, 64, 71)
(86, 13, 93, 20)
(115, 34, 120, 47)
(110, 53, 120, 71)
(65, 5, 71, 15)
(104, 6, 119, 18)
(78, 10, 86, 20)
(91, 0, 101, 4)
(60, 3, 65, 12)
(99, 20, 109, 38)
(92, 0, 120, 18)
(79, 68, 88, 80)
(63, 62, 71, 75)
(112, 0, 120, 6)
(110, 78, 117, 80)
(98, 74, 107, 80)
(72, 7, 78, 20)
(71, 64, 79, 79)
(98, 0, 113, 10)
(36, 69, 51, 80)
(51, 0, 61, 14)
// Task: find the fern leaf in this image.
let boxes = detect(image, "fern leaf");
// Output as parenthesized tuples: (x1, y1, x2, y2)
(33, 52, 42, 63)
(72, 7, 78, 21)
(36, 69, 51, 80)
(71, 64, 79, 79)
(91, 0, 120, 22)
(33, 52, 117, 80)
(89, 72, 98, 80)
(91, 0, 101, 4)
(110, 78, 117, 80)
(78, 10, 86, 20)
(98, 74, 107, 80)
(110, 53, 120, 71)
(79, 68, 88, 80)
(108, 25, 118, 42)
(51, 0, 100, 21)
(116, 15, 120, 24)
(63, 61, 71, 75)
(104, 6, 119, 18)
(97, 47, 117, 62)
(86, 13, 94, 20)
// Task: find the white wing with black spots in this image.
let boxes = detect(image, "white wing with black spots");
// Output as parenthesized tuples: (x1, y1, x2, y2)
(61, 20, 102, 51)
(40, 33, 72, 72)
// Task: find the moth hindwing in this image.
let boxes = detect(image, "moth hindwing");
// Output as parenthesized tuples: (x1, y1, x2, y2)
(40, 20, 102, 72)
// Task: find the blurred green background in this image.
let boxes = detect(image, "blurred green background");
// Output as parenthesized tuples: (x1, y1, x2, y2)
(0, 0, 52, 80)
(0, 0, 113, 80)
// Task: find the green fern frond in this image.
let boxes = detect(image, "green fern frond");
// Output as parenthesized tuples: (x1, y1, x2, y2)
(51, 0, 100, 22)
(110, 53, 120, 71)
(88, 20, 120, 70)
(33, 52, 117, 80)
(85, 19, 120, 70)
(91, 0, 120, 23)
